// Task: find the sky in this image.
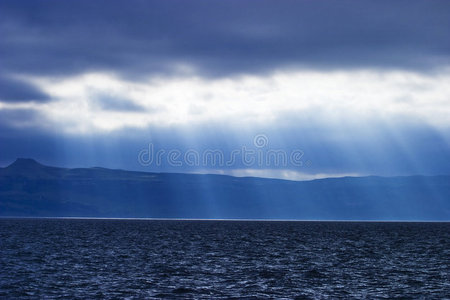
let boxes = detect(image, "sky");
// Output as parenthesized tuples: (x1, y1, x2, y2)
(0, 0, 449, 180)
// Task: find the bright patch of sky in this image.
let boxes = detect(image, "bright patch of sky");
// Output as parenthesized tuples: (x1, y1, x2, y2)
(3, 68, 449, 133)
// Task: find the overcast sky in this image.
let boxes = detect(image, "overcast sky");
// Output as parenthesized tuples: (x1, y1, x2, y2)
(1, 0, 449, 180)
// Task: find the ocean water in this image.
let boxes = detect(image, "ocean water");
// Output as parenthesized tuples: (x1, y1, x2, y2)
(0, 219, 449, 299)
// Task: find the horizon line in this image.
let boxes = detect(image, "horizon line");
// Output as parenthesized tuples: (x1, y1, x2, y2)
(1, 216, 449, 222)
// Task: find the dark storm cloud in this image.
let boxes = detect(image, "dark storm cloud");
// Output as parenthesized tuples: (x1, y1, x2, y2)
(0, 76, 50, 102)
(0, 0, 449, 79)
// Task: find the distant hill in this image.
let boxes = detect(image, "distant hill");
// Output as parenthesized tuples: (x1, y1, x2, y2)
(0, 158, 449, 220)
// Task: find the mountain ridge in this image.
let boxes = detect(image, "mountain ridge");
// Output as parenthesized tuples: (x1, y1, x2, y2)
(2, 158, 447, 183)
(0, 158, 449, 220)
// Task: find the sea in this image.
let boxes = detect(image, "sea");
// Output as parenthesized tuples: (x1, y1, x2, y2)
(0, 219, 449, 299)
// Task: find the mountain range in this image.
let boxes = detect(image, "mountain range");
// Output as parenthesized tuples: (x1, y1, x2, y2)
(0, 158, 449, 220)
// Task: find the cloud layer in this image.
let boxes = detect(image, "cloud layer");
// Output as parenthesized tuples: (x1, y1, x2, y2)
(1, 0, 449, 79)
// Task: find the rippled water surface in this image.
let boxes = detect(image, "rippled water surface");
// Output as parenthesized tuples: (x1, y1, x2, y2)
(1, 219, 449, 299)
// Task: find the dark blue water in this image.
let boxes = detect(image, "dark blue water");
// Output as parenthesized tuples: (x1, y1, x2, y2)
(0, 219, 449, 299)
